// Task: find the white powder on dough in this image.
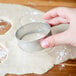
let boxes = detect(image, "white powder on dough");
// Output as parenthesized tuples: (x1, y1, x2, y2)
(0, 44, 8, 63)
(0, 4, 76, 76)
(22, 33, 44, 41)
(0, 25, 5, 30)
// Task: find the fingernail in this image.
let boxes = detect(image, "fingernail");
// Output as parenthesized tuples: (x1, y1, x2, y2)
(41, 40, 49, 48)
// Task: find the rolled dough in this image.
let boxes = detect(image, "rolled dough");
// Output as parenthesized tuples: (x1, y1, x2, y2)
(22, 33, 44, 41)
(0, 3, 76, 76)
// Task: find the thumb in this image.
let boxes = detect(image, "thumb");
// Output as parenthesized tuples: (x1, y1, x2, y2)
(41, 31, 69, 48)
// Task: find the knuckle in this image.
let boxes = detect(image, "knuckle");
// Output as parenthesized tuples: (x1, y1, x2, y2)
(57, 7, 70, 13)
(57, 7, 68, 10)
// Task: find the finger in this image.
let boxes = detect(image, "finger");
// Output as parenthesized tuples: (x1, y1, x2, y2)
(40, 31, 69, 48)
(46, 17, 70, 26)
(43, 7, 69, 20)
(43, 8, 58, 19)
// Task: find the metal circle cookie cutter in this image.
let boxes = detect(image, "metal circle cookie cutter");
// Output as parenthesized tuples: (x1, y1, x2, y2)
(16, 22, 51, 53)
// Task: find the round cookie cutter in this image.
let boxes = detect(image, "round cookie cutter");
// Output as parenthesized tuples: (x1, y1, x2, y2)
(16, 22, 51, 53)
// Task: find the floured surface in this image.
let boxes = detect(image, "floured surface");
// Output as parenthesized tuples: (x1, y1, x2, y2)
(0, 43, 8, 63)
(0, 4, 76, 76)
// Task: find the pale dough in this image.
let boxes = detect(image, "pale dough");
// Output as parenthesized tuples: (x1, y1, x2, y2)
(22, 33, 44, 41)
(0, 43, 8, 63)
(0, 3, 76, 76)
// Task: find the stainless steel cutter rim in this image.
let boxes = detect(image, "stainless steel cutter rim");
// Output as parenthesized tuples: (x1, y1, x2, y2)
(16, 22, 51, 43)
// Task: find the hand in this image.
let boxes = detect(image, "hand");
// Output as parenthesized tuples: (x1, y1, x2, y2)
(41, 7, 76, 48)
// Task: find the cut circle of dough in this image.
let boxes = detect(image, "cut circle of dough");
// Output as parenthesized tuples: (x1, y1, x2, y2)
(0, 3, 76, 76)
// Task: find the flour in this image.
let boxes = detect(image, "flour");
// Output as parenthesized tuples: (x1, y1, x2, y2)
(0, 25, 5, 30)
(22, 32, 44, 41)
(0, 43, 8, 63)
(0, 4, 76, 76)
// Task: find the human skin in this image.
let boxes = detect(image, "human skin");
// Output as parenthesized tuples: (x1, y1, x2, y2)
(40, 7, 76, 48)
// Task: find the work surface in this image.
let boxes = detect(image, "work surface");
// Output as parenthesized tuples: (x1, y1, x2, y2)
(6, 59, 76, 76)
(0, 0, 76, 12)
(0, 0, 76, 76)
